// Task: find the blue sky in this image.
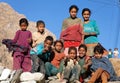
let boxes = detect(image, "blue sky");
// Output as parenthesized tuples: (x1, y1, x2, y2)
(1, 0, 120, 56)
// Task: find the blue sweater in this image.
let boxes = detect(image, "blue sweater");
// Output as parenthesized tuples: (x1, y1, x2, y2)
(91, 57, 120, 81)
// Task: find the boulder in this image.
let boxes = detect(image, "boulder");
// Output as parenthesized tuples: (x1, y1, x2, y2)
(109, 58, 120, 76)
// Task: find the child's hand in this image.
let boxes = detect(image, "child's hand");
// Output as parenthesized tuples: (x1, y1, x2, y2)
(83, 65, 88, 70)
(91, 72, 95, 76)
(56, 73, 61, 80)
(27, 38, 32, 43)
(73, 59, 77, 64)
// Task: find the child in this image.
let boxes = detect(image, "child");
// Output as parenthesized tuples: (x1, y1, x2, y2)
(30, 36, 54, 74)
(62, 46, 81, 83)
(113, 48, 119, 58)
(12, 18, 32, 72)
(32, 20, 49, 47)
(60, 5, 84, 56)
(82, 8, 100, 56)
(108, 48, 113, 58)
(77, 44, 92, 83)
(45, 40, 65, 78)
(88, 45, 119, 83)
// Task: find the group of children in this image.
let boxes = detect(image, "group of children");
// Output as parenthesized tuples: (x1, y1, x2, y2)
(2, 5, 120, 83)
(108, 48, 119, 58)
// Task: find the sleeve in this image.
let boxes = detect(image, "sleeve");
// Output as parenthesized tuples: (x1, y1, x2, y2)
(32, 32, 37, 47)
(29, 31, 32, 39)
(37, 44, 44, 55)
(58, 59, 65, 73)
(93, 21, 100, 35)
(29, 31, 32, 45)
(12, 30, 20, 43)
(61, 20, 67, 31)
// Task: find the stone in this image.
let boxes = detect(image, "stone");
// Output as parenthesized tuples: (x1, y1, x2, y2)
(109, 58, 120, 76)
(0, 68, 11, 81)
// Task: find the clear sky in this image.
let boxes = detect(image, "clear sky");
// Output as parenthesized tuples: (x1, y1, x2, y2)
(1, 0, 120, 56)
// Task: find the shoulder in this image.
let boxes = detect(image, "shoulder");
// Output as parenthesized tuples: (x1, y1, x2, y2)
(90, 20, 97, 24)
(63, 17, 70, 22)
(77, 18, 82, 21)
(26, 30, 32, 33)
(61, 52, 66, 57)
(15, 30, 21, 35)
(32, 31, 38, 35)
(16, 30, 21, 33)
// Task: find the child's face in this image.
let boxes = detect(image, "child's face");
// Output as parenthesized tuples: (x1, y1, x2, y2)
(94, 52, 102, 59)
(20, 23, 28, 31)
(82, 11, 90, 21)
(78, 47, 86, 57)
(69, 8, 77, 19)
(69, 50, 76, 59)
(54, 42, 63, 52)
(37, 23, 45, 33)
(44, 40, 52, 51)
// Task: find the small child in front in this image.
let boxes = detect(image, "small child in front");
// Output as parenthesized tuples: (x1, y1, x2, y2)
(88, 45, 119, 83)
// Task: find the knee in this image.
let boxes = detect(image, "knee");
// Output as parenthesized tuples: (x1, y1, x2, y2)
(45, 62, 51, 66)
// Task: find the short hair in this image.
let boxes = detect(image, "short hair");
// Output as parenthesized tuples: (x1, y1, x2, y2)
(19, 18, 29, 26)
(69, 5, 79, 12)
(36, 20, 45, 27)
(94, 45, 104, 54)
(82, 8, 91, 15)
(78, 44, 87, 52)
(68, 46, 77, 55)
(54, 40, 64, 47)
(44, 36, 54, 44)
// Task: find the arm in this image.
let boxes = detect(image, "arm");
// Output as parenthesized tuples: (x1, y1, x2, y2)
(12, 30, 20, 43)
(32, 33, 37, 47)
(83, 59, 92, 70)
(27, 31, 32, 45)
(90, 21, 100, 35)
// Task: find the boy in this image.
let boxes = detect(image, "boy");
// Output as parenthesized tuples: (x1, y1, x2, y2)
(32, 20, 48, 47)
(31, 36, 54, 74)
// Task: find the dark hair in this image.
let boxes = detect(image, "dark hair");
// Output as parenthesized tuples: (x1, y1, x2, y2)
(36, 20, 45, 27)
(19, 18, 29, 26)
(94, 45, 104, 54)
(44, 36, 54, 44)
(54, 40, 64, 47)
(78, 44, 87, 52)
(68, 46, 77, 55)
(69, 5, 79, 12)
(82, 8, 91, 15)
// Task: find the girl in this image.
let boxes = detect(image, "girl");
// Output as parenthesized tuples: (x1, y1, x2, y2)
(60, 5, 84, 56)
(12, 18, 32, 72)
(88, 45, 119, 83)
(45, 40, 65, 78)
(77, 44, 92, 83)
(62, 46, 81, 83)
(82, 8, 100, 56)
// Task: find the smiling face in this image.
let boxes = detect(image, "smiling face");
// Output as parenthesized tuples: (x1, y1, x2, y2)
(94, 52, 102, 59)
(82, 10, 90, 21)
(78, 47, 86, 58)
(37, 23, 45, 33)
(44, 40, 52, 51)
(69, 49, 76, 59)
